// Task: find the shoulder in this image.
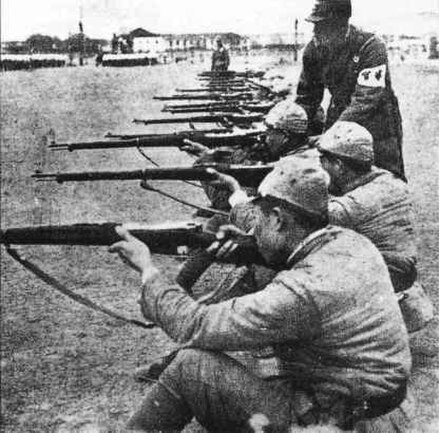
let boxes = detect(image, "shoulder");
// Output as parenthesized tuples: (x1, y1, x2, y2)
(350, 25, 387, 64)
(302, 40, 318, 61)
(277, 226, 389, 297)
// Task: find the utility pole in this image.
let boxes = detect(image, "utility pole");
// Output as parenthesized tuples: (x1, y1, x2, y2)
(79, 3, 84, 66)
(293, 18, 299, 62)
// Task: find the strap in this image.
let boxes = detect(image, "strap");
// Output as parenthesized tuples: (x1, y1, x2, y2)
(141, 182, 228, 217)
(6, 246, 155, 330)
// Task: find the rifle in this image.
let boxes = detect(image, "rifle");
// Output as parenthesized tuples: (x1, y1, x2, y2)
(49, 129, 263, 151)
(162, 102, 274, 114)
(198, 71, 265, 78)
(153, 92, 254, 101)
(0, 221, 264, 266)
(175, 87, 251, 93)
(32, 164, 273, 186)
(132, 113, 264, 125)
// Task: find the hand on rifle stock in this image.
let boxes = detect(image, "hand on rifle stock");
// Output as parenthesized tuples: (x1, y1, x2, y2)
(109, 226, 158, 284)
(206, 224, 249, 260)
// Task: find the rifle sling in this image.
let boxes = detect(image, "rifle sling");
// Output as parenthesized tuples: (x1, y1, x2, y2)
(5, 246, 155, 330)
(141, 182, 228, 218)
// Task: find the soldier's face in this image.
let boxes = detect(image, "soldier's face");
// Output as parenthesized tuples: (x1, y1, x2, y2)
(265, 129, 289, 158)
(319, 153, 342, 194)
(313, 20, 347, 49)
(253, 203, 287, 267)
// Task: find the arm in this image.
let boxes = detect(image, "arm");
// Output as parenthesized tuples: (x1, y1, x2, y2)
(295, 42, 325, 124)
(338, 37, 390, 124)
(139, 270, 318, 351)
(109, 227, 318, 351)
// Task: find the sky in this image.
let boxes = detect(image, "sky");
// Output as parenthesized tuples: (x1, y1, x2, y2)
(1, 0, 438, 41)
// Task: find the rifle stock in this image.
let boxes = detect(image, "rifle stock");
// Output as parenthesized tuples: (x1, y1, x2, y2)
(1, 222, 264, 265)
(32, 164, 273, 185)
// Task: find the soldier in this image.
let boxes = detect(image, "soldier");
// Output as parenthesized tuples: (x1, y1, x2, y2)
(317, 121, 433, 332)
(296, 0, 406, 181)
(211, 38, 230, 71)
(183, 99, 311, 215)
(110, 160, 413, 432)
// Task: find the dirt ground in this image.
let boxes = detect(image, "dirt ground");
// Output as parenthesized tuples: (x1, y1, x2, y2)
(0, 53, 438, 432)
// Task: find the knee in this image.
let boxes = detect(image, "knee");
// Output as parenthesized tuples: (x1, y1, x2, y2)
(162, 348, 225, 388)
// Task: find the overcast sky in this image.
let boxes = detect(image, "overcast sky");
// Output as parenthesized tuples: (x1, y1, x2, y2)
(2, 0, 438, 41)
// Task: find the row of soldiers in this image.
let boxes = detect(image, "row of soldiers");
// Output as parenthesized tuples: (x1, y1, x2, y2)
(108, 0, 433, 431)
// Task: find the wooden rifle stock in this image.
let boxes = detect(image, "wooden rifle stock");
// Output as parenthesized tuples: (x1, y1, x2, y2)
(1, 222, 265, 266)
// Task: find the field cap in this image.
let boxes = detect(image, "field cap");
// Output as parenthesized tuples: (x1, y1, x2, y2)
(265, 99, 308, 135)
(256, 156, 329, 220)
(318, 121, 374, 164)
(306, 0, 352, 23)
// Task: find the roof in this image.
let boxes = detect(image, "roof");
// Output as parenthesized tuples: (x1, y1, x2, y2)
(129, 28, 160, 38)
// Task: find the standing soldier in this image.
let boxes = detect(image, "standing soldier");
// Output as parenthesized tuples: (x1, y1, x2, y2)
(296, 0, 406, 181)
(211, 37, 230, 71)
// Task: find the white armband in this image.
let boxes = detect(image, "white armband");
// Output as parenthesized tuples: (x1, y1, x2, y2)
(357, 64, 386, 88)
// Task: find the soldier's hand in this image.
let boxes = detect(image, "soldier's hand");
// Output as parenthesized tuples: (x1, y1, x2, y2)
(181, 139, 209, 156)
(206, 168, 241, 192)
(109, 226, 156, 282)
(206, 224, 248, 260)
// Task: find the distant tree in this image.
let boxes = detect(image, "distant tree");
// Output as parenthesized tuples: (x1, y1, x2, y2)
(64, 34, 107, 55)
(26, 34, 62, 53)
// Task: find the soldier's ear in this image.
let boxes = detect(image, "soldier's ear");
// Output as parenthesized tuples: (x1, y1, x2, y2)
(269, 207, 284, 231)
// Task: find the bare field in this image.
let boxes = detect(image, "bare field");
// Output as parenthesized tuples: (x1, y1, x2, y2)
(0, 55, 438, 432)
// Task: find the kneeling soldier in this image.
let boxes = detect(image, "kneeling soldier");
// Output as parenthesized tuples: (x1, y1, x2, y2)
(110, 159, 413, 432)
(318, 121, 433, 332)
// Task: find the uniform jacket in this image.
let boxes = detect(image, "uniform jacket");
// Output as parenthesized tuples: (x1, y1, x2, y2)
(329, 168, 417, 291)
(296, 25, 404, 177)
(139, 226, 411, 399)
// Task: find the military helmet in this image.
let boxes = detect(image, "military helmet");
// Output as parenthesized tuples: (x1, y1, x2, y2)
(265, 99, 308, 135)
(257, 156, 329, 220)
(306, 0, 352, 23)
(318, 121, 374, 165)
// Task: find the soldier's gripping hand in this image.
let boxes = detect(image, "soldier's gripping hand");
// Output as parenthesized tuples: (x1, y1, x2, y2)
(109, 226, 159, 284)
(206, 224, 249, 260)
(206, 168, 242, 193)
(180, 138, 210, 156)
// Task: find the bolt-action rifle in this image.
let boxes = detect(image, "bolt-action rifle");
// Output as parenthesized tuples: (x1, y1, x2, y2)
(198, 71, 265, 78)
(132, 113, 264, 126)
(163, 102, 274, 114)
(0, 221, 263, 264)
(153, 92, 254, 101)
(48, 129, 264, 151)
(175, 87, 251, 93)
(32, 164, 273, 186)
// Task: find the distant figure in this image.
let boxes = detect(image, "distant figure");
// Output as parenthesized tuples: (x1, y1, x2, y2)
(211, 38, 230, 71)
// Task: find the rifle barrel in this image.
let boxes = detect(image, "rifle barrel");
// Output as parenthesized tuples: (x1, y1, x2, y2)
(154, 93, 253, 101)
(133, 113, 264, 125)
(32, 164, 273, 186)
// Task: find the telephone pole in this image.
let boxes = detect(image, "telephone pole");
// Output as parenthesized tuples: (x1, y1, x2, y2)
(293, 18, 299, 62)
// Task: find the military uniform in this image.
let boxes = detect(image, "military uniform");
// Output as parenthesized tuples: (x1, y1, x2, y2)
(296, 25, 405, 180)
(131, 226, 412, 431)
(329, 167, 416, 292)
